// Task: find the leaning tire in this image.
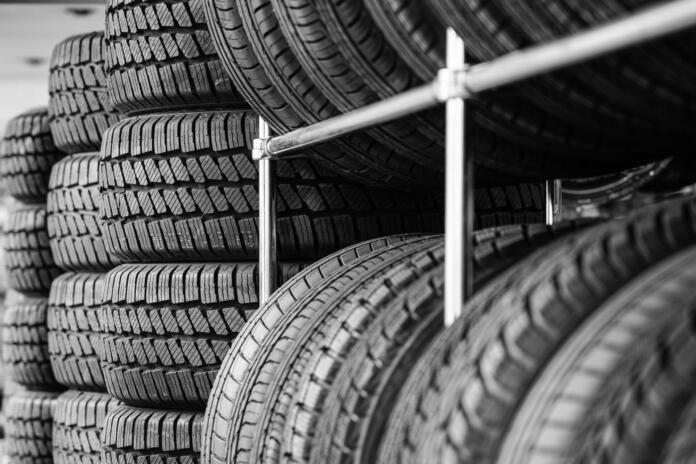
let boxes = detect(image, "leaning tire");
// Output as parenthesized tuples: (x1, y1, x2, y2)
(47, 153, 120, 271)
(48, 272, 106, 391)
(101, 405, 202, 464)
(0, 108, 66, 202)
(53, 390, 121, 464)
(104, 0, 244, 114)
(4, 390, 59, 464)
(48, 32, 121, 154)
(99, 262, 303, 408)
(4, 206, 62, 294)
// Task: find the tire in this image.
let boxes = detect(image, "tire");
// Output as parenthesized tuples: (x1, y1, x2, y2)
(662, 399, 696, 464)
(424, 0, 695, 154)
(378, 195, 696, 464)
(204, 0, 442, 187)
(244, 222, 588, 464)
(53, 391, 122, 464)
(495, 244, 696, 463)
(4, 206, 62, 294)
(99, 109, 444, 262)
(47, 153, 121, 271)
(101, 405, 202, 464)
(48, 32, 122, 154)
(104, 0, 244, 114)
(4, 390, 59, 464)
(47, 272, 106, 391)
(1, 298, 59, 388)
(99, 262, 303, 408)
(0, 108, 66, 202)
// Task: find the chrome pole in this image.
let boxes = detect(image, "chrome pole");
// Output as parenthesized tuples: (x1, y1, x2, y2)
(257, 117, 277, 304)
(545, 180, 563, 225)
(465, 0, 696, 93)
(444, 29, 472, 327)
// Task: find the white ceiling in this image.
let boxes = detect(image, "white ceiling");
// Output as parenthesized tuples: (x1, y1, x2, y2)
(0, 2, 105, 135)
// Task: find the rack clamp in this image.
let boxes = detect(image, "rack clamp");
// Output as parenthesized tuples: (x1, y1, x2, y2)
(252, 138, 270, 162)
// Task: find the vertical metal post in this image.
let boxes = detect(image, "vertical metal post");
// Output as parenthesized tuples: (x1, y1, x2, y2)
(258, 118, 277, 304)
(444, 29, 472, 327)
(545, 179, 563, 225)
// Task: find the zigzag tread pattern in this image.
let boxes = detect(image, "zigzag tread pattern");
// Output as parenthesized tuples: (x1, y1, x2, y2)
(47, 153, 121, 271)
(0, 107, 66, 202)
(53, 390, 122, 464)
(1, 298, 59, 388)
(5, 206, 63, 293)
(102, 405, 202, 464)
(48, 272, 107, 390)
(4, 390, 60, 464)
(99, 110, 445, 262)
(49, 32, 122, 154)
(105, 0, 242, 113)
(99, 262, 302, 408)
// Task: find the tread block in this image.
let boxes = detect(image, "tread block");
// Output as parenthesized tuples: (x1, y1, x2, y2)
(49, 32, 122, 154)
(48, 272, 108, 390)
(0, 107, 66, 202)
(5, 206, 63, 293)
(4, 390, 60, 464)
(99, 261, 303, 408)
(47, 153, 121, 271)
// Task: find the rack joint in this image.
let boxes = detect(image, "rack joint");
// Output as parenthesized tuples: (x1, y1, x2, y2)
(252, 137, 272, 161)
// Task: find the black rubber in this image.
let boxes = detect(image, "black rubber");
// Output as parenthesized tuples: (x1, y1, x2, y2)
(99, 261, 303, 408)
(47, 153, 121, 271)
(204, 0, 442, 187)
(377, 196, 696, 464)
(5, 206, 63, 294)
(4, 390, 59, 464)
(104, 0, 244, 114)
(201, 235, 424, 464)
(1, 298, 59, 388)
(48, 272, 107, 391)
(0, 107, 66, 202)
(662, 398, 696, 464)
(495, 245, 696, 463)
(200, 223, 589, 464)
(48, 32, 122, 154)
(423, 0, 696, 156)
(53, 390, 122, 464)
(101, 405, 202, 464)
(99, 109, 446, 262)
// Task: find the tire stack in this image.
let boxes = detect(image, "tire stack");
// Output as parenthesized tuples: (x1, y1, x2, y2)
(97, 1, 449, 463)
(45, 31, 125, 464)
(0, 107, 65, 464)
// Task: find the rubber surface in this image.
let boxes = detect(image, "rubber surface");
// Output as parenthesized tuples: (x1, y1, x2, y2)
(53, 390, 122, 464)
(2, 298, 59, 388)
(99, 261, 303, 408)
(105, 0, 244, 114)
(378, 196, 696, 464)
(496, 245, 696, 463)
(47, 153, 121, 271)
(201, 235, 425, 464)
(4, 390, 59, 464)
(5, 206, 62, 293)
(0, 107, 66, 202)
(49, 32, 122, 154)
(99, 109, 445, 262)
(48, 272, 107, 391)
(102, 405, 202, 464)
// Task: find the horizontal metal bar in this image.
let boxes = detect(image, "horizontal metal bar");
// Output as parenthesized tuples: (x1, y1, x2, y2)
(258, 0, 695, 159)
(465, 0, 696, 93)
(261, 81, 443, 159)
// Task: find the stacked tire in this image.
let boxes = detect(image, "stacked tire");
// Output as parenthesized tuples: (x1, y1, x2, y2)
(45, 32, 124, 464)
(0, 107, 65, 463)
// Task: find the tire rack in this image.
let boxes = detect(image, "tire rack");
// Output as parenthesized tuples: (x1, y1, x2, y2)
(251, 0, 696, 325)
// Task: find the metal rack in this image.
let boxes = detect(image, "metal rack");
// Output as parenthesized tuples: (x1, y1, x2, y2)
(252, 0, 696, 325)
